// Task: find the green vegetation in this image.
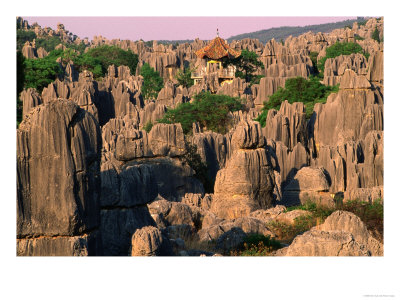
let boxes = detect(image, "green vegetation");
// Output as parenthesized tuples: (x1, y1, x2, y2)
(230, 234, 283, 256)
(268, 198, 384, 244)
(158, 92, 243, 134)
(309, 51, 319, 75)
(140, 63, 164, 99)
(357, 20, 367, 27)
(354, 34, 365, 41)
(84, 45, 138, 77)
(317, 42, 370, 74)
(180, 142, 213, 193)
(255, 76, 339, 126)
(17, 51, 25, 127)
(24, 55, 63, 92)
(221, 49, 264, 84)
(371, 26, 381, 43)
(35, 36, 64, 52)
(143, 121, 153, 133)
(17, 30, 36, 51)
(175, 67, 194, 88)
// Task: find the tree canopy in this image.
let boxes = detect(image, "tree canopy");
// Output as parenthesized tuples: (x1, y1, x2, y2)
(175, 67, 194, 88)
(371, 26, 381, 43)
(255, 76, 339, 127)
(158, 92, 243, 134)
(317, 42, 370, 74)
(222, 49, 264, 84)
(140, 63, 164, 99)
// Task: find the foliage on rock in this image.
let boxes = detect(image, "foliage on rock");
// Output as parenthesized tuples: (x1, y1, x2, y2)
(255, 76, 339, 126)
(222, 49, 264, 84)
(158, 92, 243, 134)
(317, 41, 370, 74)
(140, 63, 164, 99)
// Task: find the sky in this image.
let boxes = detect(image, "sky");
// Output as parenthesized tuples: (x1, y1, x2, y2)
(22, 16, 357, 41)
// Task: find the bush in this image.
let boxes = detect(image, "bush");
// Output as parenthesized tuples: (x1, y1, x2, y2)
(158, 92, 243, 134)
(175, 67, 194, 88)
(221, 49, 264, 83)
(24, 56, 63, 92)
(35, 36, 64, 52)
(371, 26, 381, 43)
(354, 34, 365, 41)
(85, 45, 139, 77)
(140, 63, 164, 99)
(143, 121, 153, 133)
(255, 76, 339, 126)
(179, 142, 214, 193)
(317, 42, 370, 74)
(17, 30, 36, 51)
(230, 234, 283, 256)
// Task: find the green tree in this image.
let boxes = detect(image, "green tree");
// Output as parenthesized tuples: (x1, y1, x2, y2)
(158, 92, 243, 134)
(140, 63, 164, 99)
(175, 67, 194, 88)
(317, 42, 369, 74)
(17, 30, 36, 51)
(85, 45, 139, 76)
(35, 36, 64, 52)
(255, 76, 339, 126)
(17, 51, 25, 127)
(371, 26, 381, 43)
(24, 56, 62, 92)
(222, 49, 264, 84)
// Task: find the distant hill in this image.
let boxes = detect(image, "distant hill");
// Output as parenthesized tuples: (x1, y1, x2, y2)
(226, 17, 368, 44)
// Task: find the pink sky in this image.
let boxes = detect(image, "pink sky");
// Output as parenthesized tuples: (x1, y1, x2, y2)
(22, 16, 357, 41)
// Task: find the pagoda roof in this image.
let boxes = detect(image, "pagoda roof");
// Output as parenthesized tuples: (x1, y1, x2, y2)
(195, 36, 241, 60)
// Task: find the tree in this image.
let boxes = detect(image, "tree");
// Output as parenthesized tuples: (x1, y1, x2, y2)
(317, 42, 369, 74)
(372, 26, 381, 43)
(255, 76, 339, 126)
(17, 30, 36, 51)
(175, 67, 194, 88)
(24, 56, 62, 92)
(85, 45, 139, 76)
(17, 51, 25, 127)
(140, 63, 164, 99)
(158, 92, 243, 134)
(222, 49, 264, 84)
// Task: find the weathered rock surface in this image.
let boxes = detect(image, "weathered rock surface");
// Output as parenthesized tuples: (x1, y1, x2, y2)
(211, 148, 276, 219)
(131, 226, 164, 256)
(17, 100, 102, 255)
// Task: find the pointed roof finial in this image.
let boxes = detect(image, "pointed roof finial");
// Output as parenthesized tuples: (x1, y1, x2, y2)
(217, 28, 219, 37)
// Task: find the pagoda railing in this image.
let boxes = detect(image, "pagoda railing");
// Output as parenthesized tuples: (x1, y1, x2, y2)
(191, 66, 236, 78)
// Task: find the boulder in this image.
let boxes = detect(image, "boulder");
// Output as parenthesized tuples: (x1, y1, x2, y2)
(211, 148, 276, 219)
(131, 226, 163, 256)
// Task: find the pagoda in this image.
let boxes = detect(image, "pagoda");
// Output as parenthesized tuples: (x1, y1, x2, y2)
(191, 31, 241, 87)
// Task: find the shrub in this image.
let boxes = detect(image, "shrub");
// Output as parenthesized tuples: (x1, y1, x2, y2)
(17, 30, 36, 51)
(140, 63, 164, 99)
(230, 234, 283, 256)
(85, 45, 139, 76)
(175, 67, 194, 88)
(255, 76, 339, 126)
(309, 51, 319, 74)
(221, 49, 264, 83)
(143, 121, 153, 133)
(179, 142, 214, 193)
(317, 42, 370, 74)
(24, 56, 63, 92)
(354, 34, 365, 41)
(35, 36, 64, 52)
(371, 26, 381, 43)
(158, 92, 243, 134)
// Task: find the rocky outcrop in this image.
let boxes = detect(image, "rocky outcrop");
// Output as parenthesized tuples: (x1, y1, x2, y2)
(131, 226, 164, 256)
(211, 147, 276, 219)
(277, 211, 383, 256)
(281, 167, 333, 207)
(262, 101, 307, 150)
(17, 100, 102, 255)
